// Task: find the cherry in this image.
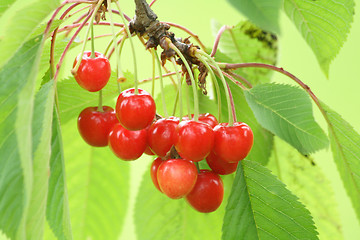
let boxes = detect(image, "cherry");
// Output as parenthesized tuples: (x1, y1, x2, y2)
(73, 51, 111, 92)
(175, 120, 214, 162)
(108, 123, 147, 160)
(185, 170, 224, 213)
(116, 88, 156, 130)
(144, 146, 155, 156)
(213, 122, 253, 163)
(77, 106, 118, 147)
(183, 113, 218, 128)
(206, 151, 238, 175)
(147, 118, 179, 157)
(157, 159, 198, 199)
(150, 157, 163, 192)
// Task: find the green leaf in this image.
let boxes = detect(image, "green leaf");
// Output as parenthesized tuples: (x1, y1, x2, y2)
(222, 160, 318, 239)
(320, 102, 360, 222)
(57, 72, 134, 124)
(244, 83, 328, 154)
(0, 0, 59, 68)
(211, 20, 277, 85)
(267, 138, 343, 240)
(134, 166, 232, 240)
(0, 36, 43, 239)
(0, 0, 16, 17)
(284, 0, 355, 76)
(62, 120, 130, 240)
(46, 110, 73, 240)
(226, 0, 281, 34)
(26, 81, 55, 239)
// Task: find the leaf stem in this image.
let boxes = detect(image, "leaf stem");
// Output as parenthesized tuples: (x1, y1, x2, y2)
(211, 25, 231, 57)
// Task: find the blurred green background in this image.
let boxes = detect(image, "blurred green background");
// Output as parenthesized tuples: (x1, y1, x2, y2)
(57, 0, 360, 239)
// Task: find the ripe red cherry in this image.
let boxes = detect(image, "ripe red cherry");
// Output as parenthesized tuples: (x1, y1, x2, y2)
(116, 88, 156, 130)
(144, 146, 155, 156)
(206, 151, 238, 175)
(77, 106, 118, 147)
(73, 51, 111, 92)
(175, 120, 214, 162)
(150, 157, 163, 192)
(148, 118, 179, 157)
(185, 170, 224, 213)
(183, 113, 218, 128)
(157, 159, 198, 199)
(108, 123, 147, 160)
(213, 122, 253, 163)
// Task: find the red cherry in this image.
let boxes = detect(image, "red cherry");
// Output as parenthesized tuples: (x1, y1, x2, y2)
(206, 151, 238, 175)
(183, 113, 218, 128)
(144, 145, 155, 156)
(73, 51, 111, 92)
(150, 157, 163, 192)
(157, 159, 198, 199)
(116, 88, 156, 130)
(175, 120, 214, 162)
(108, 123, 147, 160)
(148, 118, 179, 157)
(213, 122, 253, 163)
(185, 170, 224, 213)
(77, 106, 118, 147)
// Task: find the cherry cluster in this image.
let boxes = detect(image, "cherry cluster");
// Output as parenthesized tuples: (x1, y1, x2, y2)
(74, 51, 254, 213)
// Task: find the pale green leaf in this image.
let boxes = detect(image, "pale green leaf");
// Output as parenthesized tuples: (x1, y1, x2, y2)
(57, 72, 134, 124)
(26, 81, 55, 239)
(0, 36, 43, 239)
(134, 166, 233, 240)
(320, 102, 360, 221)
(0, 0, 59, 68)
(284, 0, 355, 76)
(46, 110, 73, 240)
(244, 83, 328, 154)
(226, 0, 281, 34)
(222, 160, 318, 239)
(0, 0, 16, 17)
(211, 20, 277, 85)
(268, 138, 343, 240)
(62, 120, 130, 240)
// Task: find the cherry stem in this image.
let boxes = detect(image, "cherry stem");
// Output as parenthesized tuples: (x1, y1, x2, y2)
(171, 57, 183, 120)
(195, 162, 200, 173)
(163, 22, 206, 50)
(169, 41, 199, 121)
(139, 71, 178, 83)
(197, 51, 234, 126)
(154, 50, 168, 118)
(114, 1, 138, 94)
(185, 81, 192, 120)
(211, 25, 231, 57)
(225, 70, 253, 88)
(57, 22, 124, 34)
(149, 0, 157, 7)
(196, 54, 222, 122)
(97, 90, 104, 112)
(72, 0, 104, 74)
(151, 49, 156, 97)
(90, 22, 95, 58)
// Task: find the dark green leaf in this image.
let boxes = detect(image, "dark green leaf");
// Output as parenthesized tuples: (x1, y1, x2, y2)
(223, 160, 318, 239)
(320, 102, 360, 222)
(244, 83, 328, 154)
(284, 0, 355, 76)
(267, 138, 343, 240)
(46, 110, 73, 240)
(0, 36, 43, 239)
(62, 120, 130, 240)
(226, 0, 281, 34)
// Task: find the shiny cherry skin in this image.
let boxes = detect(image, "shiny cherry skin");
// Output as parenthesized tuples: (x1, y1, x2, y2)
(206, 151, 238, 175)
(182, 113, 218, 128)
(116, 88, 156, 131)
(213, 122, 253, 163)
(185, 170, 224, 213)
(175, 120, 214, 162)
(77, 106, 118, 147)
(150, 157, 163, 192)
(148, 118, 179, 157)
(73, 51, 111, 92)
(108, 123, 147, 160)
(157, 159, 198, 199)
